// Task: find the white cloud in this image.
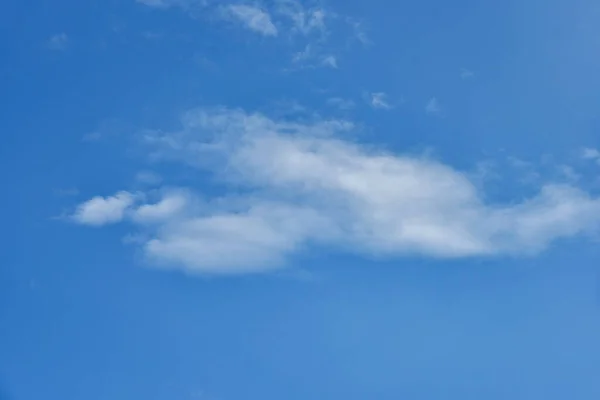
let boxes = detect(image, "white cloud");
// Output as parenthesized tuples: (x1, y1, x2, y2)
(72, 192, 136, 226)
(370, 92, 392, 109)
(321, 55, 338, 68)
(276, 1, 327, 36)
(224, 4, 278, 36)
(581, 148, 600, 166)
(582, 147, 600, 160)
(426, 97, 441, 115)
(73, 107, 600, 274)
(133, 191, 188, 223)
(47, 33, 68, 51)
(135, 0, 363, 71)
(347, 18, 370, 45)
(290, 45, 338, 70)
(292, 44, 312, 63)
(135, 0, 363, 50)
(144, 203, 331, 274)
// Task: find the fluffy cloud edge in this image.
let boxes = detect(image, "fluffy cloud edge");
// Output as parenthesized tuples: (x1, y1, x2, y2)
(72, 191, 137, 226)
(70, 107, 600, 274)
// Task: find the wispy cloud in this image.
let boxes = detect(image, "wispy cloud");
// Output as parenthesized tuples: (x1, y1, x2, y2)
(557, 165, 580, 182)
(290, 45, 338, 70)
(82, 131, 102, 142)
(135, 0, 362, 71)
(136, 0, 171, 7)
(275, 1, 366, 68)
(582, 147, 600, 163)
(327, 97, 355, 110)
(425, 97, 441, 115)
(81, 118, 133, 142)
(276, 0, 327, 36)
(137, 0, 323, 38)
(291, 44, 312, 63)
(135, 0, 202, 9)
(223, 4, 278, 37)
(506, 156, 541, 184)
(47, 33, 69, 51)
(370, 92, 392, 110)
(136, 171, 163, 185)
(321, 55, 338, 68)
(460, 68, 474, 79)
(343, 17, 370, 45)
(581, 147, 600, 168)
(141, 31, 164, 40)
(72, 107, 600, 274)
(268, 99, 308, 117)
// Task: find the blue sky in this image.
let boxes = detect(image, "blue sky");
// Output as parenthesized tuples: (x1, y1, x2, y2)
(2, 0, 600, 398)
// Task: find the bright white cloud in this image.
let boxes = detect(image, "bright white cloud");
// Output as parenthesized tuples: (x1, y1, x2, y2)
(73, 108, 600, 274)
(224, 4, 278, 36)
(133, 191, 188, 223)
(370, 92, 392, 110)
(72, 192, 135, 226)
(145, 203, 331, 274)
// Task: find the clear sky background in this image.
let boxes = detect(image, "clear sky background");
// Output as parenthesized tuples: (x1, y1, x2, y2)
(2, 0, 600, 399)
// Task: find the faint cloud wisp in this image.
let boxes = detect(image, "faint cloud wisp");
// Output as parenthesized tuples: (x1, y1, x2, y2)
(47, 33, 69, 51)
(425, 97, 441, 115)
(582, 147, 600, 165)
(223, 4, 278, 37)
(369, 92, 392, 110)
(460, 68, 474, 79)
(327, 97, 355, 110)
